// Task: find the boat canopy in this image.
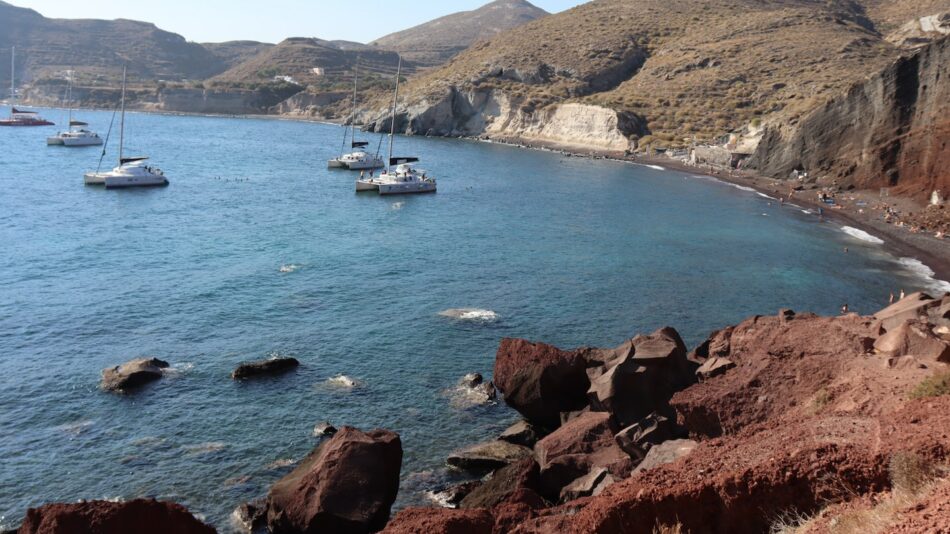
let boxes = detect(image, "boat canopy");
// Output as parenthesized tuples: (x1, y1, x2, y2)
(121, 156, 149, 164)
(352, 141, 369, 148)
(69, 120, 88, 126)
(390, 157, 419, 165)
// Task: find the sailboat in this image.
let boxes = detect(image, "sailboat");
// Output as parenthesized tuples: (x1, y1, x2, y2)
(355, 56, 436, 195)
(328, 62, 384, 171)
(0, 47, 54, 127)
(47, 73, 103, 146)
(83, 67, 168, 188)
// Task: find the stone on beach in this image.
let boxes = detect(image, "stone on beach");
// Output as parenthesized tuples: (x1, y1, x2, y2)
(873, 320, 950, 362)
(17, 498, 215, 534)
(696, 356, 736, 380)
(874, 291, 939, 331)
(631, 439, 699, 475)
(614, 412, 675, 461)
(446, 440, 533, 472)
(498, 419, 543, 448)
(100, 357, 170, 392)
(266, 426, 402, 534)
(231, 357, 299, 380)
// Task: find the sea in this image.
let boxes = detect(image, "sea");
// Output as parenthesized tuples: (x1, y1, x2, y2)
(0, 107, 946, 530)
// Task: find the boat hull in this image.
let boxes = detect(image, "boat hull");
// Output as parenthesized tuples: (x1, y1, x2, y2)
(355, 179, 380, 192)
(328, 159, 347, 169)
(104, 176, 169, 189)
(47, 136, 65, 145)
(62, 136, 104, 147)
(0, 119, 54, 127)
(84, 172, 107, 186)
(345, 159, 385, 170)
(378, 181, 437, 195)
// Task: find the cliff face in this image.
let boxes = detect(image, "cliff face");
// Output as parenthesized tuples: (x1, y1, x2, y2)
(750, 36, 950, 200)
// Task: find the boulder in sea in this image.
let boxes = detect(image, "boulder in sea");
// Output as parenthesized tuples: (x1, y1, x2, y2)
(446, 440, 533, 472)
(232, 499, 267, 533)
(266, 426, 402, 534)
(17, 498, 214, 534)
(100, 358, 169, 392)
(498, 420, 543, 448)
(430, 480, 483, 509)
(460, 372, 485, 388)
(231, 357, 299, 380)
(312, 421, 337, 437)
(494, 338, 593, 428)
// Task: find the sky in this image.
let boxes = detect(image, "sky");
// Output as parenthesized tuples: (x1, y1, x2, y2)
(11, 0, 588, 44)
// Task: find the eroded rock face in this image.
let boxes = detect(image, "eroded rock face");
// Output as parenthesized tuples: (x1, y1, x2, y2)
(494, 338, 593, 428)
(381, 508, 494, 534)
(100, 358, 169, 392)
(17, 499, 214, 534)
(586, 327, 696, 427)
(459, 458, 541, 510)
(231, 357, 299, 380)
(266, 426, 402, 534)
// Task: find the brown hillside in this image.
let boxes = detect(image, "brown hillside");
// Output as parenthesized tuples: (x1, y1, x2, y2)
(372, 0, 549, 67)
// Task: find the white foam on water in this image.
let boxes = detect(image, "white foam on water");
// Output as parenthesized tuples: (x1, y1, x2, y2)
(164, 362, 194, 378)
(183, 441, 227, 455)
(265, 458, 296, 470)
(897, 257, 950, 292)
(425, 490, 455, 509)
(840, 226, 885, 245)
(279, 264, 300, 273)
(801, 209, 813, 215)
(642, 164, 666, 171)
(391, 202, 404, 210)
(757, 192, 778, 200)
(56, 420, 94, 436)
(438, 308, 499, 322)
(326, 374, 359, 388)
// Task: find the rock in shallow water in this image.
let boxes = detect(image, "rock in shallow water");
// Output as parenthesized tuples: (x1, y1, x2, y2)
(266, 426, 402, 534)
(446, 440, 533, 472)
(100, 357, 169, 392)
(231, 357, 299, 380)
(17, 498, 214, 534)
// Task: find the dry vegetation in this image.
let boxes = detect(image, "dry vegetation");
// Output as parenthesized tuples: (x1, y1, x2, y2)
(397, 0, 950, 146)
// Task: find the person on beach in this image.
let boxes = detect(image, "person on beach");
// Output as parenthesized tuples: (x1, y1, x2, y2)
(900, 289, 906, 300)
(841, 304, 849, 314)
(889, 292, 895, 304)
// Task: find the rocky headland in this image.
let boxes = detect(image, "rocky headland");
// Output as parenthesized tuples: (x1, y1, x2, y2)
(13, 292, 950, 533)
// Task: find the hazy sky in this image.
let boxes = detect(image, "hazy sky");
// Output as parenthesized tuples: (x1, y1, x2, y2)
(12, 1, 588, 44)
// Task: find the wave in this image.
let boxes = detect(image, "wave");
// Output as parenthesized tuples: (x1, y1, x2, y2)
(840, 226, 884, 245)
(897, 257, 950, 292)
(639, 164, 666, 171)
(183, 441, 227, 455)
(279, 264, 300, 273)
(56, 420, 94, 436)
(757, 192, 777, 200)
(391, 202, 404, 210)
(164, 362, 193, 377)
(326, 374, 359, 388)
(265, 458, 296, 470)
(438, 308, 499, 322)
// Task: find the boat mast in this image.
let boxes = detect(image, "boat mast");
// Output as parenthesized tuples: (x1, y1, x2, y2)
(386, 55, 402, 174)
(10, 47, 15, 115)
(118, 66, 126, 166)
(67, 71, 73, 125)
(349, 61, 359, 149)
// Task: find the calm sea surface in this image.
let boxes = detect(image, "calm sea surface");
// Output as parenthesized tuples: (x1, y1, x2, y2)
(0, 107, 944, 529)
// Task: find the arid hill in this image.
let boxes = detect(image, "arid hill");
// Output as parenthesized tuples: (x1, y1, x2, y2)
(0, 0, 225, 84)
(372, 0, 549, 67)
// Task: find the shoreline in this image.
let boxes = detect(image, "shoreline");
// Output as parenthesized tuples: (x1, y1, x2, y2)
(19, 102, 950, 286)
(468, 135, 950, 287)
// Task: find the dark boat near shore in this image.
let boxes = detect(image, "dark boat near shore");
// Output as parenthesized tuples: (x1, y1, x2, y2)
(0, 108, 54, 127)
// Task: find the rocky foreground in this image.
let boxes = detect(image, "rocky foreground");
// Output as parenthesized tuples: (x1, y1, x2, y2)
(12, 292, 950, 533)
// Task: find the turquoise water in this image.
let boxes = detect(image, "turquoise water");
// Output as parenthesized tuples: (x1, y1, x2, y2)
(0, 107, 942, 530)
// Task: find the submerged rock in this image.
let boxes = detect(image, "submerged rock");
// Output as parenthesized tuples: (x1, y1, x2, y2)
(231, 357, 299, 380)
(447, 440, 532, 472)
(312, 421, 337, 437)
(100, 358, 169, 392)
(17, 498, 214, 534)
(232, 499, 267, 533)
(430, 480, 483, 509)
(266, 426, 402, 534)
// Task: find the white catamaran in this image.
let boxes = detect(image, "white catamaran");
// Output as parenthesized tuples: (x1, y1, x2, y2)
(355, 56, 436, 195)
(329, 62, 384, 171)
(48, 73, 103, 146)
(83, 67, 168, 188)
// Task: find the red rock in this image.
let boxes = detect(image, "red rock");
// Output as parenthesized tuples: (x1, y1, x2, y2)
(586, 327, 696, 427)
(447, 440, 533, 472)
(381, 508, 493, 534)
(873, 320, 950, 362)
(17, 499, 214, 534)
(874, 292, 938, 332)
(266, 426, 402, 534)
(460, 458, 541, 509)
(494, 338, 593, 428)
(696, 356, 736, 380)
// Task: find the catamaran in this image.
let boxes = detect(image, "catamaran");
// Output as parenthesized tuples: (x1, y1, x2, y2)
(329, 62, 383, 171)
(0, 47, 54, 127)
(83, 67, 168, 189)
(356, 56, 436, 195)
(48, 74, 103, 146)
